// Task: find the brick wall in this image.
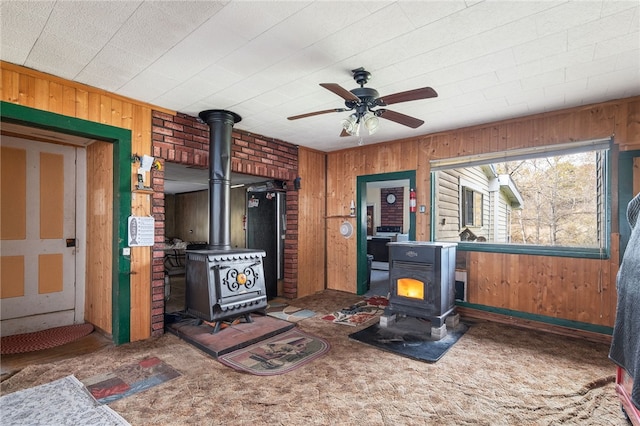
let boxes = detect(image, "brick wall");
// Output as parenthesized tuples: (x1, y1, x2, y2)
(150, 111, 299, 336)
(380, 187, 404, 228)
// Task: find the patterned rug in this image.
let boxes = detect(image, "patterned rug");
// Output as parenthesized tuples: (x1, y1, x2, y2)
(82, 357, 181, 404)
(0, 375, 130, 425)
(321, 296, 388, 326)
(1, 323, 94, 354)
(217, 328, 330, 375)
(266, 305, 316, 323)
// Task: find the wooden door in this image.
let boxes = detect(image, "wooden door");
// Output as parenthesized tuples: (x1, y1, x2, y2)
(1, 137, 78, 335)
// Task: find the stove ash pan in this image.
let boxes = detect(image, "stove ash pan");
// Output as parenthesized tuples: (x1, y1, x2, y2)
(387, 242, 457, 328)
(185, 249, 268, 322)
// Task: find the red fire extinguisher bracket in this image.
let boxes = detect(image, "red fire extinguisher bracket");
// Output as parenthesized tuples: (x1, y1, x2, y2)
(410, 188, 417, 213)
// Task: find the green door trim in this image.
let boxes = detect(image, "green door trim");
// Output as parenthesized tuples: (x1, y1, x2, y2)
(356, 170, 416, 295)
(1, 101, 132, 344)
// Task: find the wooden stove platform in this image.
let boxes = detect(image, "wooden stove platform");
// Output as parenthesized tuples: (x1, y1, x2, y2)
(165, 313, 295, 358)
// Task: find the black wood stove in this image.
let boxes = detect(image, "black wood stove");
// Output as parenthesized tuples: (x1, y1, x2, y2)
(184, 110, 268, 332)
(385, 241, 457, 339)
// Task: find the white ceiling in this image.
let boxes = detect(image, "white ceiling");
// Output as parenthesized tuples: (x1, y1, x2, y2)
(1, 1, 639, 153)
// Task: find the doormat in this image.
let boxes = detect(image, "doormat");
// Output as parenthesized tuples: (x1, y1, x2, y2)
(321, 295, 388, 326)
(349, 318, 469, 363)
(82, 357, 181, 404)
(0, 375, 130, 425)
(1, 323, 94, 354)
(218, 328, 330, 375)
(266, 305, 316, 323)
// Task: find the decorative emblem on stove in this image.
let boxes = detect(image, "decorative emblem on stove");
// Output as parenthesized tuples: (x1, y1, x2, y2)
(222, 266, 260, 292)
(405, 250, 419, 258)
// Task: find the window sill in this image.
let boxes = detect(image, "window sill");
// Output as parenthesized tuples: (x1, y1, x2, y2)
(450, 241, 610, 259)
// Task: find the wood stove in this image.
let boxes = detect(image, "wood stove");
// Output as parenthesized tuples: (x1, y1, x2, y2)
(385, 241, 457, 339)
(184, 110, 268, 331)
(185, 248, 266, 329)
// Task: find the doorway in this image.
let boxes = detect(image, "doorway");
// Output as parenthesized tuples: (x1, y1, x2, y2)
(356, 171, 416, 295)
(0, 102, 132, 344)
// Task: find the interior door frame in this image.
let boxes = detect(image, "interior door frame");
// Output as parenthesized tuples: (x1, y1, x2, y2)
(356, 170, 416, 295)
(1, 101, 132, 344)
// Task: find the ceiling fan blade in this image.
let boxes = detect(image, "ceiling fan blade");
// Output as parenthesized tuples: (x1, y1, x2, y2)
(376, 109, 424, 129)
(319, 83, 361, 102)
(287, 108, 347, 120)
(376, 87, 437, 106)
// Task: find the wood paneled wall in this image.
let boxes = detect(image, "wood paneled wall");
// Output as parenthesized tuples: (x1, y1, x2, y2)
(85, 141, 113, 334)
(296, 147, 326, 297)
(0, 62, 166, 341)
(327, 96, 640, 327)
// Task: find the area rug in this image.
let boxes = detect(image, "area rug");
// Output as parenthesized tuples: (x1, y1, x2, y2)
(0, 375, 130, 425)
(82, 357, 180, 404)
(266, 305, 316, 323)
(349, 317, 469, 363)
(321, 295, 388, 326)
(217, 328, 330, 376)
(0, 323, 94, 354)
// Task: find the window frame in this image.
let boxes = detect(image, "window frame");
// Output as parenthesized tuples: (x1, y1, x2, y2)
(430, 139, 612, 259)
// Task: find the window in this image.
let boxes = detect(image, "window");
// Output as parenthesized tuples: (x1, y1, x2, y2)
(430, 139, 611, 258)
(462, 187, 483, 227)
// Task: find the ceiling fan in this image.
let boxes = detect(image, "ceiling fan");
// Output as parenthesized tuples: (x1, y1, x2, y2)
(287, 67, 438, 137)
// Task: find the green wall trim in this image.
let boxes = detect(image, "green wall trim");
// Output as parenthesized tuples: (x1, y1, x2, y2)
(456, 301, 613, 335)
(1, 101, 132, 345)
(356, 170, 416, 295)
(618, 150, 640, 260)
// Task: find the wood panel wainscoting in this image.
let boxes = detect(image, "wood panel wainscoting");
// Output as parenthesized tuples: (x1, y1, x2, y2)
(326, 96, 640, 332)
(0, 61, 169, 342)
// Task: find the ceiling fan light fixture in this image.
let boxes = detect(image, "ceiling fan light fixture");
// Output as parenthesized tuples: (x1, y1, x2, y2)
(363, 112, 379, 135)
(341, 114, 359, 136)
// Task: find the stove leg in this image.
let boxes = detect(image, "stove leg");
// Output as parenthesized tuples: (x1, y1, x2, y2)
(212, 321, 222, 334)
(431, 324, 447, 340)
(244, 313, 253, 323)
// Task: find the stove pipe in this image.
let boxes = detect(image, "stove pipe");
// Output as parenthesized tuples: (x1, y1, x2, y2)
(198, 109, 242, 250)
